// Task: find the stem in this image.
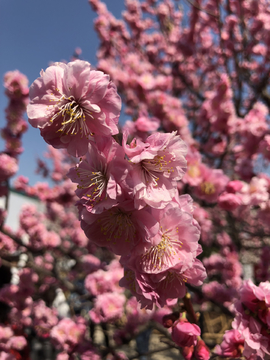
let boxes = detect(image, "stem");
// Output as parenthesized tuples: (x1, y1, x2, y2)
(183, 292, 198, 324)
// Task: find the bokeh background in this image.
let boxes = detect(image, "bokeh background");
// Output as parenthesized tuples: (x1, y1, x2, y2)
(0, 0, 125, 185)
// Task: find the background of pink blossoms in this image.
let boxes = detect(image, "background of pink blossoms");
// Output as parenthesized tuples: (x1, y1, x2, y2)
(0, 0, 125, 185)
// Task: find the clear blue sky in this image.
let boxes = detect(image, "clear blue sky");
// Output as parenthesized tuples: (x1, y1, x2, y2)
(0, 0, 126, 185)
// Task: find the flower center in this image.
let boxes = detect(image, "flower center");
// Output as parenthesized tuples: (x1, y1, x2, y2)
(188, 164, 200, 178)
(200, 181, 215, 195)
(141, 162, 160, 186)
(98, 209, 136, 244)
(143, 153, 173, 174)
(76, 165, 108, 201)
(163, 271, 187, 287)
(141, 153, 174, 186)
(141, 231, 182, 272)
(50, 95, 97, 137)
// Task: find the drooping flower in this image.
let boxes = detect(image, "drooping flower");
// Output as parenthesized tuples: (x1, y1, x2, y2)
(27, 60, 121, 157)
(127, 199, 201, 275)
(119, 197, 206, 309)
(80, 200, 159, 256)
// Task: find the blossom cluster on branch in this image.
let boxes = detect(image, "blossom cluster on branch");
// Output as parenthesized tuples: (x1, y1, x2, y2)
(2, 0, 270, 359)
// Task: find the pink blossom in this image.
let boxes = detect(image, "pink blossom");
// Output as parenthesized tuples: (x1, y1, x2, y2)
(121, 257, 206, 309)
(51, 318, 86, 352)
(82, 254, 101, 273)
(226, 180, 243, 193)
(202, 281, 237, 306)
(181, 345, 194, 360)
(119, 197, 206, 308)
(218, 192, 242, 211)
(6, 336, 27, 351)
(0, 231, 17, 253)
(13, 175, 29, 192)
(215, 329, 245, 358)
(32, 300, 58, 337)
(89, 292, 126, 323)
(123, 131, 187, 209)
(183, 151, 204, 186)
(0, 352, 16, 360)
(171, 319, 201, 348)
(0, 154, 18, 182)
(56, 353, 69, 360)
(194, 339, 210, 360)
(232, 280, 270, 359)
(259, 134, 270, 161)
(68, 136, 128, 213)
(194, 167, 229, 203)
(84, 262, 122, 296)
(4, 70, 29, 98)
(239, 176, 269, 206)
(0, 326, 13, 342)
(80, 200, 159, 256)
(27, 60, 121, 157)
(134, 115, 160, 132)
(43, 231, 61, 247)
(126, 203, 201, 275)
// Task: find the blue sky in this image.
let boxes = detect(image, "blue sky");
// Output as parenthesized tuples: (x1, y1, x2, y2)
(0, 0, 126, 185)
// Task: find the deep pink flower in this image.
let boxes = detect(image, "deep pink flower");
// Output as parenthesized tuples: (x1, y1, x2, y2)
(218, 192, 242, 211)
(194, 339, 210, 360)
(181, 345, 194, 360)
(27, 60, 121, 157)
(171, 319, 201, 348)
(215, 329, 244, 358)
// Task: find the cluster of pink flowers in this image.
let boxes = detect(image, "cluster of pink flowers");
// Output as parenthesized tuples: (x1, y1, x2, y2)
(27, 59, 206, 310)
(0, 70, 28, 205)
(216, 280, 270, 359)
(4, 0, 270, 358)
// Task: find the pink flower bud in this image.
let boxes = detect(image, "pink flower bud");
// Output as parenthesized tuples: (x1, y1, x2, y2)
(194, 339, 210, 360)
(171, 319, 201, 348)
(218, 192, 242, 211)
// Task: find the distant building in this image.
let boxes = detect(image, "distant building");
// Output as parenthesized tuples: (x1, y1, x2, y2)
(0, 188, 43, 231)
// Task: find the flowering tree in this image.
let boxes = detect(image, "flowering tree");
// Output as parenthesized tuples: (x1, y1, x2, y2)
(1, 0, 270, 359)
